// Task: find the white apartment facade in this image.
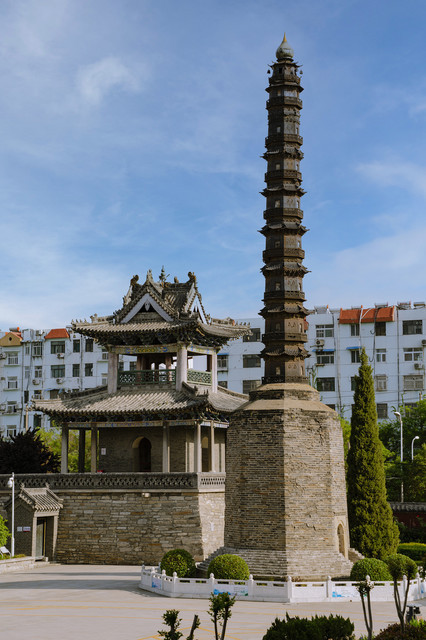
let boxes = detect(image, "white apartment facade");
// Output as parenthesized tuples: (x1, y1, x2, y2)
(218, 302, 426, 421)
(0, 327, 112, 436)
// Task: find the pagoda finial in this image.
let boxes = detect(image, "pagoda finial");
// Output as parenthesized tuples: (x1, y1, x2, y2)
(276, 33, 294, 60)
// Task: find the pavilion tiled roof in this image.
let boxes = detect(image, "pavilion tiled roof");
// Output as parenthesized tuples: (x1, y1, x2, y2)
(33, 383, 246, 419)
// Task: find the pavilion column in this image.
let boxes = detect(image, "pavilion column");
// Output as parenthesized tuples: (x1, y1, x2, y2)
(90, 424, 98, 473)
(211, 352, 218, 392)
(176, 345, 188, 390)
(61, 425, 69, 474)
(107, 352, 119, 393)
(136, 355, 143, 371)
(162, 422, 170, 473)
(194, 422, 202, 473)
(209, 421, 216, 472)
(78, 429, 86, 473)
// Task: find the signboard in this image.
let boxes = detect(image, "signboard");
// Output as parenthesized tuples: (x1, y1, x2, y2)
(213, 584, 249, 597)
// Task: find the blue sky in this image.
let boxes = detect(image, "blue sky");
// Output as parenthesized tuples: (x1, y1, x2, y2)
(2, 0, 426, 329)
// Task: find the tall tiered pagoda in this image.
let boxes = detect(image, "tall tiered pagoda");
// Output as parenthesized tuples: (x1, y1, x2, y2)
(34, 270, 249, 476)
(221, 35, 356, 580)
(260, 34, 309, 384)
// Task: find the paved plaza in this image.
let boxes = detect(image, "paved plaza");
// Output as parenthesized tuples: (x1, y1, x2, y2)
(0, 564, 420, 640)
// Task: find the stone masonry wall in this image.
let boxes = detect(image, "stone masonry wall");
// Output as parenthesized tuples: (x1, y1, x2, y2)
(33, 489, 224, 564)
(224, 383, 352, 579)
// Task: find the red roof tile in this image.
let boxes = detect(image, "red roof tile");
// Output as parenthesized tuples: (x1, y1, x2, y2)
(44, 328, 70, 340)
(339, 306, 395, 324)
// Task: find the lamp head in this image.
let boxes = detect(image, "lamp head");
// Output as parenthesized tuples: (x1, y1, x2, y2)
(394, 411, 401, 418)
(7, 477, 13, 489)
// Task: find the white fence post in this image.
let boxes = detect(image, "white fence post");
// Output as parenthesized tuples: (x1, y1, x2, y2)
(161, 569, 166, 593)
(248, 574, 254, 598)
(287, 575, 293, 602)
(326, 576, 333, 600)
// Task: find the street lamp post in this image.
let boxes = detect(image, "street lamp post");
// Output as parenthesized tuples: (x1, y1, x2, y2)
(393, 411, 404, 503)
(6, 472, 15, 557)
(411, 435, 420, 461)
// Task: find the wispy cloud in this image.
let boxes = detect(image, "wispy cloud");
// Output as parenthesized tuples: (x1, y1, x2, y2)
(357, 158, 426, 198)
(76, 57, 141, 106)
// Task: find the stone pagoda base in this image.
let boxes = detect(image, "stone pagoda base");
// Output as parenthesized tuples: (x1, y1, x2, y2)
(223, 383, 354, 579)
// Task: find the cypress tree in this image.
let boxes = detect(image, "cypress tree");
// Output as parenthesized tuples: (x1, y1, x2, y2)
(347, 349, 399, 559)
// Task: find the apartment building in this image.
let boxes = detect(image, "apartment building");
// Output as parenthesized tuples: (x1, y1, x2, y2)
(217, 302, 426, 421)
(0, 327, 110, 436)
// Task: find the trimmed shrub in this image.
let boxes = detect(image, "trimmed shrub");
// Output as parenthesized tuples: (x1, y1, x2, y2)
(262, 613, 355, 640)
(375, 621, 426, 639)
(385, 553, 418, 580)
(207, 554, 249, 580)
(350, 558, 392, 581)
(397, 543, 426, 563)
(160, 549, 196, 578)
(0, 515, 10, 548)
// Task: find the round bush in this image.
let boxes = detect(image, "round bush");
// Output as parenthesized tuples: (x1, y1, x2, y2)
(375, 622, 426, 639)
(160, 549, 196, 578)
(350, 558, 392, 581)
(207, 554, 249, 580)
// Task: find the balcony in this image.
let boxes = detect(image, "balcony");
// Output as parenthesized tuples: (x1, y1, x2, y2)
(263, 247, 305, 261)
(265, 134, 303, 146)
(266, 96, 302, 109)
(117, 369, 212, 388)
(263, 208, 303, 220)
(118, 369, 176, 387)
(265, 169, 301, 181)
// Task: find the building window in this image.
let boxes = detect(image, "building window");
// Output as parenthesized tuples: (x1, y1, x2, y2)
(403, 375, 423, 391)
(376, 403, 388, 419)
(32, 342, 43, 357)
(243, 355, 261, 368)
(50, 390, 59, 399)
(350, 324, 360, 337)
(33, 390, 42, 399)
(242, 379, 261, 394)
(101, 376, 108, 386)
(34, 366, 42, 379)
(317, 377, 335, 392)
(25, 344, 30, 355)
(85, 339, 94, 352)
(51, 365, 65, 378)
(218, 381, 228, 389)
(73, 339, 80, 353)
(85, 363, 93, 377)
(129, 361, 137, 371)
(24, 366, 30, 379)
(316, 351, 334, 365)
(7, 426, 16, 438)
(375, 322, 386, 336)
(404, 348, 423, 362)
(217, 355, 228, 370)
(72, 364, 80, 377)
(7, 352, 18, 365)
(118, 361, 124, 371)
(351, 377, 356, 392)
(403, 320, 422, 335)
(7, 377, 18, 390)
(6, 402, 17, 414)
(351, 349, 361, 364)
(33, 414, 41, 428)
(243, 328, 261, 342)
(376, 349, 386, 363)
(375, 375, 387, 392)
(316, 324, 334, 338)
(24, 390, 29, 403)
(51, 341, 65, 355)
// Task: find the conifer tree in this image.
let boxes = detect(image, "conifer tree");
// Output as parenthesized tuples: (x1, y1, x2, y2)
(347, 349, 399, 559)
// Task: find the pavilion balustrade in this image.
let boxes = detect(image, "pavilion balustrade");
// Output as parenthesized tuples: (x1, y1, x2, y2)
(117, 369, 212, 387)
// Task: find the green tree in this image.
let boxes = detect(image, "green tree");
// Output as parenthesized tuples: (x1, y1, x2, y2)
(380, 401, 426, 462)
(347, 349, 399, 559)
(0, 429, 59, 474)
(0, 514, 10, 548)
(38, 424, 91, 473)
(385, 553, 418, 634)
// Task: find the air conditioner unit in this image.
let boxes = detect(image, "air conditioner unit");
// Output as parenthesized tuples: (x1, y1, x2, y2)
(414, 362, 424, 370)
(315, 339, 325, 347)
(0, 404, 5, 412)
(57, 353, 65, 359)
(32, 379, 40, 385)
(56, 378, 64, 384)
(0, 353, 6, 359)
(422, 340, 426, 346)
(35, 330, 43, 336)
